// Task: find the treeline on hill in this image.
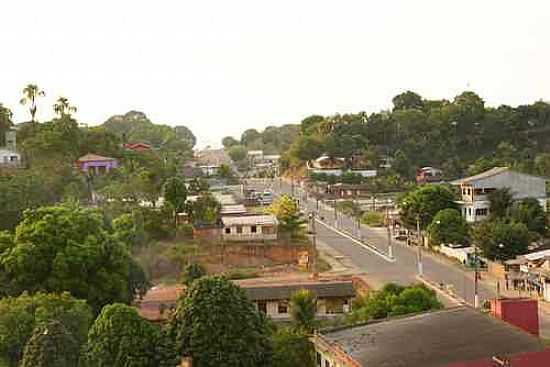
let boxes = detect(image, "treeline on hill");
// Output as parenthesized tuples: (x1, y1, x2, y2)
(222, 125, 299, 166)
(0, 85, 196, 231)
(280, 90, 550, 181)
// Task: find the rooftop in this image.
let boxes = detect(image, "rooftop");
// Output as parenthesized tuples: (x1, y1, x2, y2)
(452, 167, 510, 185)
(318, 307, 543, 367)
(76, 153, 117, 162)
(221, 214, 278, 226)
(445, 349, 550, 367)
(220, 204, 247, 215)
(136, 284, 184, 321)
(234, 278, 355, 301)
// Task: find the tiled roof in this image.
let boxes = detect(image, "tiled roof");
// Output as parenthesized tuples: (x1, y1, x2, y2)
(137, 285, 184, 321)
(221, 214, 278, 226)
(238, 280, 354, 301)
(77, 153, 116, 162)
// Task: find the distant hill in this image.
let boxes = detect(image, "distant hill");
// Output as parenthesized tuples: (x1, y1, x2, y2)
(102, 111, 196, 149)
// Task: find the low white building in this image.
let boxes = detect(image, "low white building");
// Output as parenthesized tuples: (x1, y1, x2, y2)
(0, 148, 21, 167)
(439, 245, 475, 265)
(221, 214, 278, 242)
(452, 167, 547, 223)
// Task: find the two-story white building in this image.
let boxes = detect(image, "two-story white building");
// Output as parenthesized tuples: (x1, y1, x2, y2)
(452, 167, 547, 223)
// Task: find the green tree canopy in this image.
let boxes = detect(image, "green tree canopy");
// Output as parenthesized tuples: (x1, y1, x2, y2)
(0, 203, 138, 313)
(188, 192, 220, 225)
(392, 91, 424, 111)
(267, 195, 305, 237)
(86, 303, 163, 367)
(472, 220, 530, 260)
(398, 185, 458, 229)
(427, 208, 469, 245)
(272, 328, 315, 367)
(511, 198, 546, 235)
(169, 276, 272, 367)
(222, 136, 239, 148)
(20, 320, 79, 367)
(181, 263, 206, 286)
(164, 176, 187, 213)
(227, 144, 248, 162)
(0, 292, 92, 367)
(488, 188, 514, 219)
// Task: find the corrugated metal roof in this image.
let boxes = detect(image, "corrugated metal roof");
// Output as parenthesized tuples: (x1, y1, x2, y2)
(451, 167, 509, 185)
(221, 214, 278, 226)
(240, 280, 354, 301)
(220, 204, 247, 215)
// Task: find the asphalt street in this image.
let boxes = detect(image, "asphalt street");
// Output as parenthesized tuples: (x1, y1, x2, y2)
(246, 178, 550, 337)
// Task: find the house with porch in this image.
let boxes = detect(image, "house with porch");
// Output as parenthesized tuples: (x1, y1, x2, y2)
(221, 214, 278, 242)
(452, 167, 547, 223)
(505, 248, 550, 302)
(75, 153, 118, 174)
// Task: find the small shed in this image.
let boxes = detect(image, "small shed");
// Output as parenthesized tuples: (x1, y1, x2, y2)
(76, 153, 118, 174)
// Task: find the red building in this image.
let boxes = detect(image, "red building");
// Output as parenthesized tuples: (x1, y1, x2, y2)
(490, 298, 539, 336)
(416, 166, 443, 184)
(445, 349, 550, 367)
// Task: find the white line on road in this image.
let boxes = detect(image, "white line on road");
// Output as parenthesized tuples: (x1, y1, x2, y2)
(315, 219, 396, 263)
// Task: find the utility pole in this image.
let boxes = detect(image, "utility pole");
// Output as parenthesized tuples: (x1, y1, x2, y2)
(474, 244, 479, 308)
(416, 216, 423, 276)
(309, 213, 317, 273)
(386, 208, 393, 258)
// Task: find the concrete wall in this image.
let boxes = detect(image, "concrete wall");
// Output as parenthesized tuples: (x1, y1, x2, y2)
(490, 298, 539, 336)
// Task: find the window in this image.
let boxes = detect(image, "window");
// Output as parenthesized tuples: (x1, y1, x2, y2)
(225, 227, 231, 234)
(257, 301, 267, 314)
(251, 225, 257, 233)
(475, 208, 488, 216)
(325, 361, 331, 367)
(278, 301, 288, 314)
(316, 353, 322, 367)
(468, 208, 472, 216)
(467, 188, 471, 195)
(236, 226, 243, 234)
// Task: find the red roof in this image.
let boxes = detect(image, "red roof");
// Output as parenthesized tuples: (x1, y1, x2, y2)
(445, 349, 550, 367)
(124, 142, 152, 151)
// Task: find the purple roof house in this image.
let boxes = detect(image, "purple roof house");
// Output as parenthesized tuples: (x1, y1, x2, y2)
(76, 153, 118, 174)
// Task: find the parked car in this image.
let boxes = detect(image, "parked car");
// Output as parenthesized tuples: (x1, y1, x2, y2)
(394, 228, 408, 241)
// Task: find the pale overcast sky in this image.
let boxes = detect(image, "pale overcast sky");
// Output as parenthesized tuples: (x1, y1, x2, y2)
(1, 1, 549, 147)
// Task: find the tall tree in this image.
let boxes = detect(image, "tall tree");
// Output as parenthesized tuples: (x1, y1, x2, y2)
(398, 185, 458, 229)
(86, 303, 164, 367)
(0, 103, 13, 145)
(472, 220, 530, 260)
(0, 203, 136, 313)
(392, 91, 424, 111)
(53, 96, 77, 118)
(427, 208, 469, 245)
(267, 194, 305, 237)
(488, 188, 514, 219)
(163, 176, 187, 230)
(0, 292, 92, 367)
(169, 276, 272, 367)
(20, 84, 45, 123)
(511, 198, 546, 235)
(20, 321, 79, 367)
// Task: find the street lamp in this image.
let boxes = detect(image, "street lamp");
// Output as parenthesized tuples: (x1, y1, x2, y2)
(496, 243, 505, 297)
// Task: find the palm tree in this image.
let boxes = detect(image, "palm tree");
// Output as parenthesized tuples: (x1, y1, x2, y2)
(19, 84, 45, 123)
(53, 96, 77, 118)
(289, 289, 317, 333)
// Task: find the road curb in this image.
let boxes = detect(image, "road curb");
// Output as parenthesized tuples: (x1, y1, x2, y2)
(315, 218, 395, 263)
(416, 275, 467, 307)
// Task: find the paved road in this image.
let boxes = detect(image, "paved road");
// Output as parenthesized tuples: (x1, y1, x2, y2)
(246, 178, 550, 337)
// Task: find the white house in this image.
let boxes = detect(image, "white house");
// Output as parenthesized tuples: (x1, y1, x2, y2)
(452, 167, 547, 223)
(0, 148, 21, 167)
(221, 214, 278, 242)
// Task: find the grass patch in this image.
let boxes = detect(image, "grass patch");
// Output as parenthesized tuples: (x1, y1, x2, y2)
(361, 211, 385, 227)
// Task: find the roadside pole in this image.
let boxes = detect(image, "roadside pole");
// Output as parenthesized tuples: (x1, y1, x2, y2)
(416, 216, 423, 276)
(474, 244, 479, 308)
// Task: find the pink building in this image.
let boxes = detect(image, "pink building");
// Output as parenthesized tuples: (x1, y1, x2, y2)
(76, 153, 118, 174)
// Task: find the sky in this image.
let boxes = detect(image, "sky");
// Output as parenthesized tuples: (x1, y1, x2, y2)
(1, 1, 550, 148)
